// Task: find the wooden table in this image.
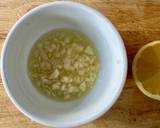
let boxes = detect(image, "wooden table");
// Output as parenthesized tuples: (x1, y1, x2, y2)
(0, 0, 160, 128)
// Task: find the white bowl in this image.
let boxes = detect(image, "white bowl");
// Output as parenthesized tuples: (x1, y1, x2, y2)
(1, 1, 127, 128)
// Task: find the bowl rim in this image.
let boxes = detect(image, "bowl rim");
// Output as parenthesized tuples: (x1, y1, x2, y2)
(1, 1, 128, 127)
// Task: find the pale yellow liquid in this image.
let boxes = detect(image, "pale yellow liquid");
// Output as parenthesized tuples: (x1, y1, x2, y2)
(28, 28, 100, 101)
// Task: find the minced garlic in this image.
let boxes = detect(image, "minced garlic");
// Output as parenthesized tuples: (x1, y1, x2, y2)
(28, 28, 100, 101)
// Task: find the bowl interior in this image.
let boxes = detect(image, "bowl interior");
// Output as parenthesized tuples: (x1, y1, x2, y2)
(2, 2, 127, 127)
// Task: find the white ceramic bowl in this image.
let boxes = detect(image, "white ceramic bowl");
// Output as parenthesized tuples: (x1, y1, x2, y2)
(1, 1, 127, 128)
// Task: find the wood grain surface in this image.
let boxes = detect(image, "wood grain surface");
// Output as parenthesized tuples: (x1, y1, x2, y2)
(0, 0, 160, 128)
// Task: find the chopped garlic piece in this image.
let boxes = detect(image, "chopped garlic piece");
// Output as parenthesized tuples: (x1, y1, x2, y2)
(79, 82, 86, 92)
(52, 83, 60, 90)
(61, 76, 72, 83)
(49, 69, 59, 79)
(85, 46, 94, 55)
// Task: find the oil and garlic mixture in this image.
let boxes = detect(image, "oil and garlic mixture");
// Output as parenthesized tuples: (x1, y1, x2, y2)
(28, 28, 100, 101)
